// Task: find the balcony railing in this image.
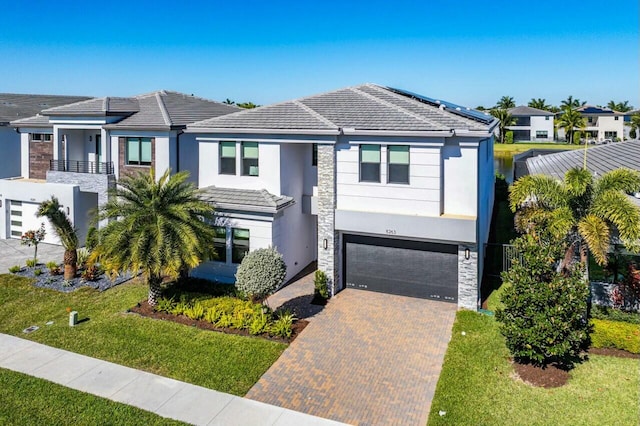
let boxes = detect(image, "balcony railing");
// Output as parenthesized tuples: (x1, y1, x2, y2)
(50, 160, 114, 175)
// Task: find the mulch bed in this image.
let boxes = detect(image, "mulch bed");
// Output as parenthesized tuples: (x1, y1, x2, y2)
(129, 300, 308, 344)
(588, 347, 640, 359)
(512, 362, 570, 388)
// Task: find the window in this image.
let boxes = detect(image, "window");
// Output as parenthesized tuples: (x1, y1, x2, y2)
(220, 142, 236, 175)
(535, 130, 548, 139)
(312, 143, 318, 166)
(588, 117, 594, 124)
(232, 228, 250, 264)
(387, 145, 409, 184)
(31, 133, 52, 141)
(604, 131, 617, 139)
(360, 145, 381, 182)
(213, 226, 227, 263)
(126, 137, 152, 166)
(545, 116, 550, 121)
(241, 142, 259, 176)
(615, 116, 619, 121)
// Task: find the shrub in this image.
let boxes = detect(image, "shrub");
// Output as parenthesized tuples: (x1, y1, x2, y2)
(34, 269, 42, 276)
(269, 310, 296, 339)
(314, 270, 329, 299)
(46, 261, 61, 275)
(573, 130, 583, 145)
(591, 305, 640, 324)
(184, 302, 205, 320)
(76, 248, 90, 269)
(496, 235, 590, 367)
(249, 312, 270, 335)
(235, 247, 287, 301)
(85, 226, 98, 252)
(81, 265, 103, 282)
(8, 265, 21, 273)
(170, 300, 190, 316)
(155, 297, 175, 313)
(591, 319, 640, 354)
(25, 259, 38, 268)
(504, 130, 514, 144)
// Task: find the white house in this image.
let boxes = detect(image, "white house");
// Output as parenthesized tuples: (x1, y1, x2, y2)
(506, 105, 555, 142)
(0, 91, 239, 244)
(0, 94, 91, 179)
(557, 105, 626, 142)
(187, 84, 498, 310)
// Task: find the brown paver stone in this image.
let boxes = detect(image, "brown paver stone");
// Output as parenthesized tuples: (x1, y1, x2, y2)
(247, 289, 457, 426)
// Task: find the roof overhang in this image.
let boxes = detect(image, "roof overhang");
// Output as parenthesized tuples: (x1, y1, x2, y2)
(185, 127, 340, 135)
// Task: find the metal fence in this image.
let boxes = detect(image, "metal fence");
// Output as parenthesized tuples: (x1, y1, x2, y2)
(50, 160, 114, 175)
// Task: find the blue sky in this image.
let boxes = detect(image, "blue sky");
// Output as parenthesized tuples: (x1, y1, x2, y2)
(1, 0, 637, 108)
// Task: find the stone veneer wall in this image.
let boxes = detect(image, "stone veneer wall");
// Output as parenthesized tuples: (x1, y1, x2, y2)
(118, 137, 156, 178)
(46, 171, 116, 216)
(316, 144, 341, 296)
(29, 138, 53, 179)
(457, 244, 478, 309)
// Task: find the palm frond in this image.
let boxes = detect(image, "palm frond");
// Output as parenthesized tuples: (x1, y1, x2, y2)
(591, 190, 640, 253)
(595, 168, 640, 195)
(36, 196, 78, 250)
(509, 175, 568, 212)
(578, 215, 610, 265)
(564, 167, 592, 196)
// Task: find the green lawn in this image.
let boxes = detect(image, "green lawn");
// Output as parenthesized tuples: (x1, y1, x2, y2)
(0, 274, 286, 396)
(428, 311, 640, 425)
(0, 368, 186, 425)
(494, 142, 588, 153)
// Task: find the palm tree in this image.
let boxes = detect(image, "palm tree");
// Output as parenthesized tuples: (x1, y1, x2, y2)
(496, 96, 515, 109)
(92, 169, 217, 306)
(556, 109, 586, 144)
(528, 98, 551, 111)
(490, 108, 517, 143)
(509, 167, 640, 269)
(560, 96, 586, 110)
(607, 100, 632, 112)
(626, 113, 640, 139)
(37, 197, 79, 280)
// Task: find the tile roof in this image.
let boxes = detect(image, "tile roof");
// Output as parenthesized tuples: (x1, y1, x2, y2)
(526, 140, 640, 180)
(10, 114, 52, 128)
(199, 186, 295, 213)
(508, 105, 555, 116)
(188, 83, 496, 133)
(0, 93, 91, 124)
(41, 97, 139, 116)
(106, 91, 240, 129)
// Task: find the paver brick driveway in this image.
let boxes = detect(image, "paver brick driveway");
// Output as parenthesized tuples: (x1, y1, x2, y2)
(247, 289, 457, 426)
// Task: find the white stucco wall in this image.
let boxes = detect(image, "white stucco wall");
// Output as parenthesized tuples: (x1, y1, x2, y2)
(335, 141, 442, 216)
(0, 127, 21, 179)
(109, 130, 177, 180)
(530, 116, 554, 141)
(198, 140, 281, 194)
(595, 116, 625, 140)
(0, 180, 80, 243)
(177, 132, 199, 184)
(442, 139, 478, 217)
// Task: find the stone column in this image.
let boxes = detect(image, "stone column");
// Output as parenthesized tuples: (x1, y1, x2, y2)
(458, 244, 478, 310)
(316, 144, 340, 296)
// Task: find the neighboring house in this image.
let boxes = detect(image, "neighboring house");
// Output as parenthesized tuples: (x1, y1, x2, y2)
(506, 106, 555, 142)
(624, 109, 639, 140)
(0, 94, 91, 179)
(0, 91, 239, 244)
(186, 83, 498, 310)
(558, 105, 625, 142)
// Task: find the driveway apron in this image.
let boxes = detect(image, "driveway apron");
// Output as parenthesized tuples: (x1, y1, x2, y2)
(247, 289, 457, 426)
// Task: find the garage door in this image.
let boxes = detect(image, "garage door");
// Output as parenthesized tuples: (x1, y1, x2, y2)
(8, 200, 59, 245)
(344, 234, 458, 302)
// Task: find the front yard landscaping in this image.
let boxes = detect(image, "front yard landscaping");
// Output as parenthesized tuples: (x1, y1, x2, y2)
(0, 368, 185, 425)
(428, 311, 640, 425)
(0, 274, 286, 396)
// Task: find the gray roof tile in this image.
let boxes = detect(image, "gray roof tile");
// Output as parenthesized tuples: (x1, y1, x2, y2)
(199, 186, 294, 213)
(42, 96, 139, 116)
(188, 83, 495, 133)
(526, 141, 640, 180)
(10, 114, 52, 127)
(0, 93, 91, 124)
(508, 105, 555, 116)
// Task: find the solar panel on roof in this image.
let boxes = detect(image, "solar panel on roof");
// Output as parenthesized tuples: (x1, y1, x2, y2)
(386, 87, 495, 124)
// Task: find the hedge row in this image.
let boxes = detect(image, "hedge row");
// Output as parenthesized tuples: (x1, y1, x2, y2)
(591, 319, 640, 354)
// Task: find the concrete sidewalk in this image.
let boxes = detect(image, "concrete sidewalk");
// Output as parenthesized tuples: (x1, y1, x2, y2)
(0, 334, 346, 426)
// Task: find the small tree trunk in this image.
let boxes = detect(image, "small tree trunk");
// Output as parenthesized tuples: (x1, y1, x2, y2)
(63, 249, 77, 280)
(148, 275, 163, 306)
(34, 243, 38, 265)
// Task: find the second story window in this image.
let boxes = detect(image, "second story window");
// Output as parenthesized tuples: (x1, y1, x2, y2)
(388, 145, 409, 184)
(126, 137, 152, 166)
(31, 133, 52, 142)
(242, 142, 259, 176)
(232, 228, 250, 264)
(220, 142, 236, 175)
(360, 145, 381, 182)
